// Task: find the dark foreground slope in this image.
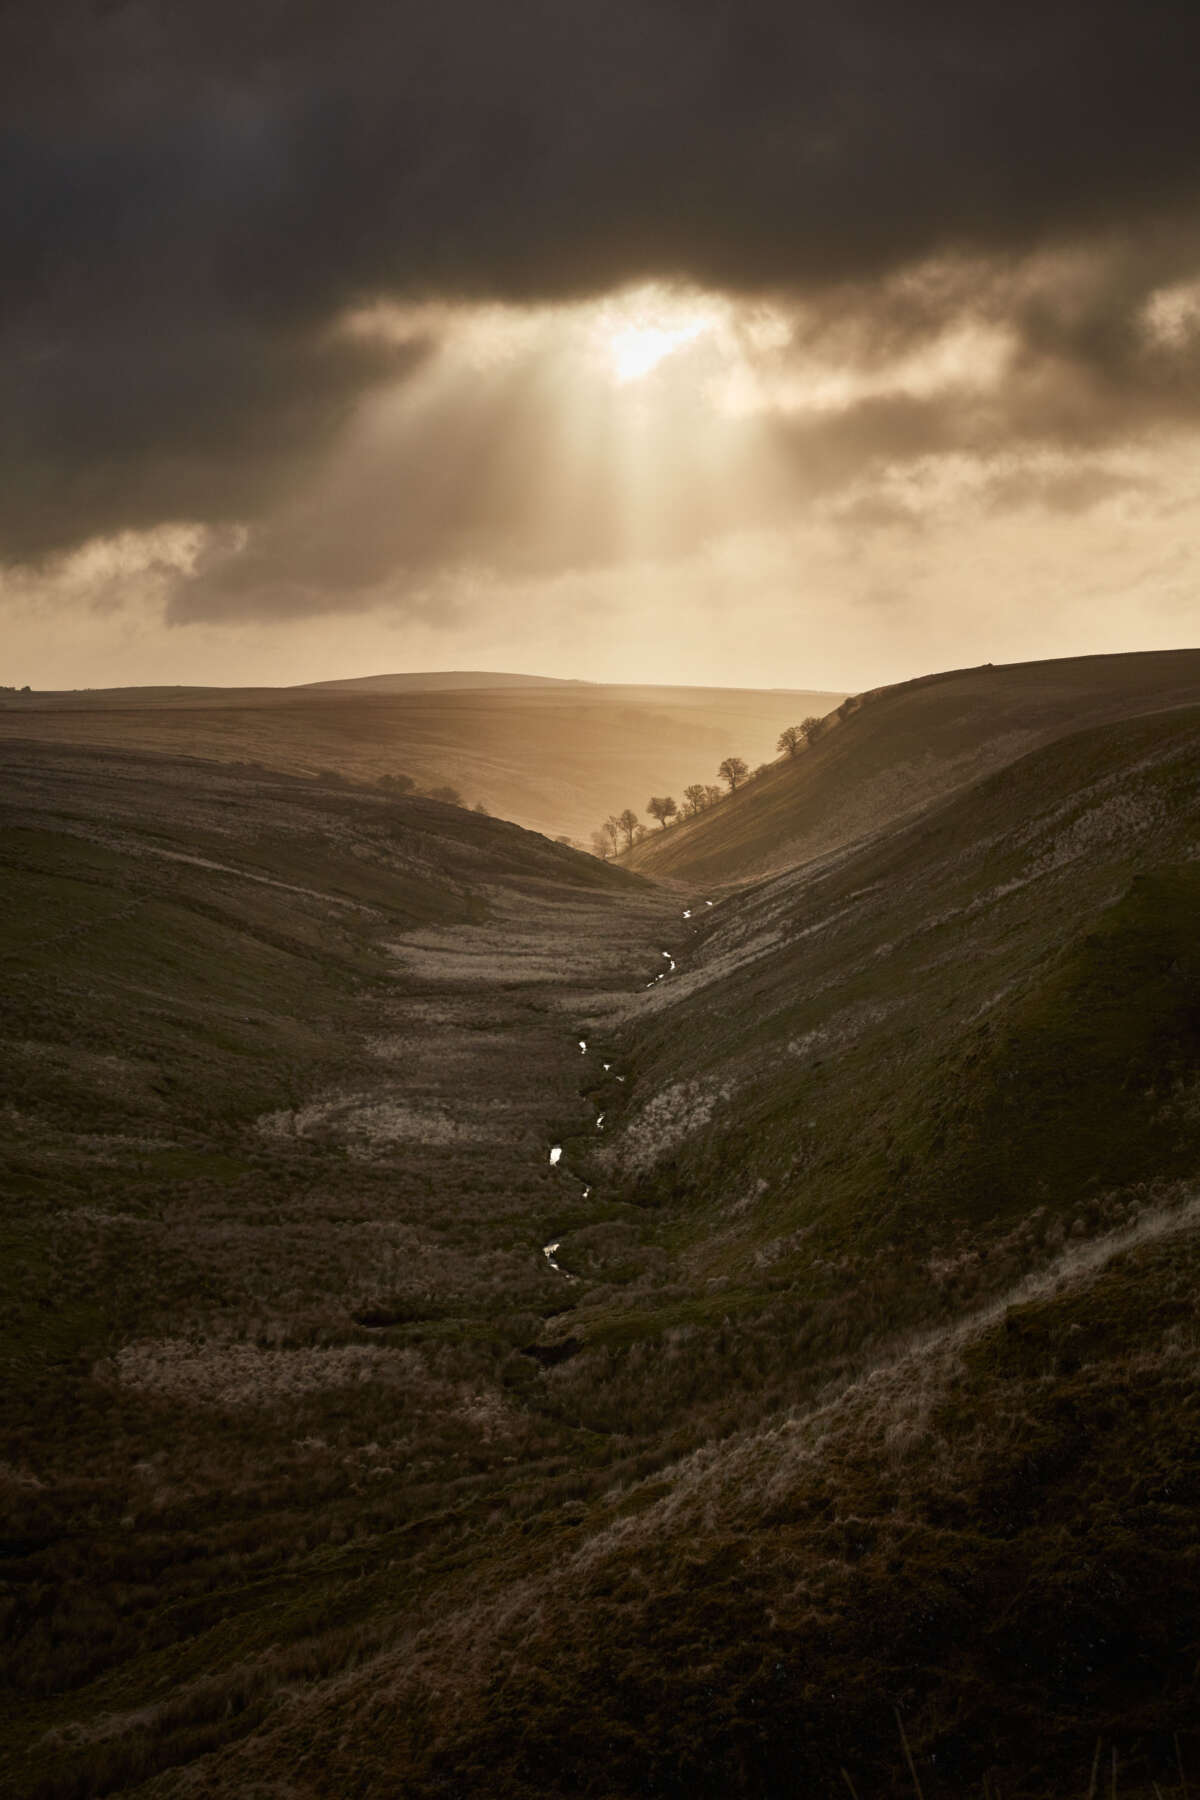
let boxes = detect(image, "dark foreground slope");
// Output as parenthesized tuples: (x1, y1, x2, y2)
(628, 647, 1200, 884)
(0, 678, 842, 845)
(4, 709, 1200, 1799)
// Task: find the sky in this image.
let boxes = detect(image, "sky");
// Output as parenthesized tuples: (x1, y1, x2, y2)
(5, 0, 1200, 692)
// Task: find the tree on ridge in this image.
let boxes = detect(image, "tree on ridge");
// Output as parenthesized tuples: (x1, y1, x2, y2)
(718, 756, 749, 792)
(647, 796, 678, 829)
(615, 808, 640, 851)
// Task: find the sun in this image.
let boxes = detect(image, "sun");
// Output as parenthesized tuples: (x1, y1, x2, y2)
(593, 287, 723, 383)
(608, 318, 706, 382)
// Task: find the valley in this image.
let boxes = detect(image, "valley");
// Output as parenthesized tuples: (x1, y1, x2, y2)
(3, 654, 1200, 1798)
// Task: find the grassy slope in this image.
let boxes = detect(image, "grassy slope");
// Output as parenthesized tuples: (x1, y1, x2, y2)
(0, 681, 843, 845)
(603, 707, 1200, 1260)
(627, 647, 1200, 883)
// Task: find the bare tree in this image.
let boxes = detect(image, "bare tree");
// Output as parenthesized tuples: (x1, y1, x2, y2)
(590, 830, 612, 860)
(776, 724, 803, 757)
(718, 756, 749, 792)
(683, 783, 708, 816)
(705, 784, 723, 808)
(616, 807, 639, 851)
(603, 816, 621, 853)
(646, 795, 678, 829)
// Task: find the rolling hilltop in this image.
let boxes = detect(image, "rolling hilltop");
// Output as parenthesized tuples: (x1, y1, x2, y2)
(0, 675, 843, 846)
(3, 653, 1200, 1798)
(300, 669, 588, 692)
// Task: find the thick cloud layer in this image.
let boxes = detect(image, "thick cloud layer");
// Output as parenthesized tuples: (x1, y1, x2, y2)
(8, 1, 1200, 311)
(5, 0, 1200, 601)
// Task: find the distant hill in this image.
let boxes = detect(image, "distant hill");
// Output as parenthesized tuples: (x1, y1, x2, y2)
(300, 670, 590, 692)
(628, 648, 1200, 883)
(0, 677, 845, 843)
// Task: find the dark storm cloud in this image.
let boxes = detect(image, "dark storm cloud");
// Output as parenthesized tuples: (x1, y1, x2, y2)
(6, 0, 1200, 569)
(0, 321, 428, 560)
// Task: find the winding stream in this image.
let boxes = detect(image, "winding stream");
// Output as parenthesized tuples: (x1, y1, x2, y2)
(541, 897, 716, 1279)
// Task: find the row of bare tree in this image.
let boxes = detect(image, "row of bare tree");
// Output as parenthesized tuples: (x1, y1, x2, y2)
(590, 718, 828, 858)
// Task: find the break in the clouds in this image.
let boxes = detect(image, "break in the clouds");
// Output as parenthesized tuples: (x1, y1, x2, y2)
(5, 0, 1200, 683)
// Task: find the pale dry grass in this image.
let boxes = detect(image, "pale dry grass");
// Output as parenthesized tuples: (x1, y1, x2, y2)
(256, 1093, 494, 1147)
(614, 1076, 734, 1176)
(109, 1338, 419, 1406)
(580, 1184, 1200, 1554)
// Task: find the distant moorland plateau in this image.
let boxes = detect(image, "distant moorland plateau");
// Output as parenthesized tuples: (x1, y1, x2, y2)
(0, 672, 844, 846)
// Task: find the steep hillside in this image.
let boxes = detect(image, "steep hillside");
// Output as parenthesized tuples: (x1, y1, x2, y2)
(0, 679, 843, 845)
(627, 647, 1200, 883)
(602, 705, 1200, 1265)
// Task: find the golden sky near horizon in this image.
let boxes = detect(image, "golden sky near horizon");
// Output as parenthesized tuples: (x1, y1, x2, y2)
(4, 4, 1200, 691)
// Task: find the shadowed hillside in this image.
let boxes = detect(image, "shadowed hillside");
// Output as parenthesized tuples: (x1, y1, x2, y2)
(627, 648, 1200, 883)
(0, 678, 843, 845)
